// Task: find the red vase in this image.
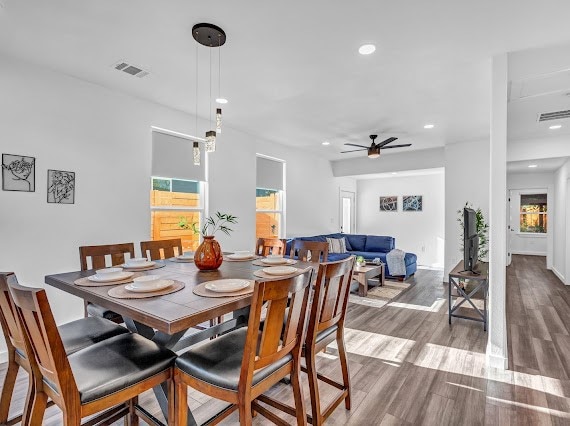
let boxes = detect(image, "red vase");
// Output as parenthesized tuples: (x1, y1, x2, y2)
(194, 236, 223, 271)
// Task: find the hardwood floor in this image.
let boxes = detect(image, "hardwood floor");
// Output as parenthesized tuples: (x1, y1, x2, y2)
(1, 255, 569, 424)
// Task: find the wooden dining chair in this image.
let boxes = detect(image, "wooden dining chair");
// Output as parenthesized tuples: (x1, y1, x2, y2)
(79, 242, 135, 323)
(141, 238, 183, 260)
(0, 272, 129, 426)
(262, 256, 356, 425)
(289, 239, 329, 263)
(173, 268, 313, 426)
(8, 279, 177, 426)
(255, 238, 287, 257)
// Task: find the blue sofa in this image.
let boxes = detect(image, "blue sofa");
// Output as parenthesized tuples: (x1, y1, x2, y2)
(287, 233, 417, 279)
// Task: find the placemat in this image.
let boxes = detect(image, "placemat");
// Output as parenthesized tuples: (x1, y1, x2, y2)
(193, 280, 255, 298)
(108, 280, 185, 299)
(223, 256, 261, 262)
(74, 272, 143, 287)
(252, 259, 297, 267)
(122, 263, 166, 271)
(253, 269, 300, 280)
(168, 257, 195, 263)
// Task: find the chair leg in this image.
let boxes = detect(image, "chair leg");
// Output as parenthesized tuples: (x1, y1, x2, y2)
(174, 376, 188, 426)
(305, 349, 323, 426)
(238, 398, 253, 426)
(127, 396, 139, 426)
(27, 390, 48, 426)
(337, 332, 351, 409)
(290, 360, 308, 426)
(167, 378, 176, 426)
(0, 358, 18, 424)
(83, 300, 89, 318)
(22, 370, 37, 426)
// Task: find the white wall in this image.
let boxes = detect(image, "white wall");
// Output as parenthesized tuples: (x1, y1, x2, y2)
(356, 171, 445, 268)
(553, 160, 570, 283)
(0, 54, 354, 360)
(507, 172, 553, 260)
(443, 139, 490, 278)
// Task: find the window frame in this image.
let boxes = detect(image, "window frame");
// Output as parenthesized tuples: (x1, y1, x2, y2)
(256, 187, 285, 239)
(518, 191, 547, 236)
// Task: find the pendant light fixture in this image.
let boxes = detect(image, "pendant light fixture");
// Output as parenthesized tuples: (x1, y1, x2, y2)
(192, 23, 226, 154)
(193, 142, 200, 165)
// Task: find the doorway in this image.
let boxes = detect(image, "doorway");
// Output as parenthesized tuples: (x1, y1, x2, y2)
(340, 190, 356, 234)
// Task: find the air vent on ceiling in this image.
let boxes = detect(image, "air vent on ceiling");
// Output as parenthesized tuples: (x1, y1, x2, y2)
(112, 60, 149, 78)
(537, 110, 570, 122)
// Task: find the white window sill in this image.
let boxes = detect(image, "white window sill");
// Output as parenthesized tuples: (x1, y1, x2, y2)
(516, 233, 547, 238)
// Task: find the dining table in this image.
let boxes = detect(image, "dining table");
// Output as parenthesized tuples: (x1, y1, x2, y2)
(44, 257, 316, 425)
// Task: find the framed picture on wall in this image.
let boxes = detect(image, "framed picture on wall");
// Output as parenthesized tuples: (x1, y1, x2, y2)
(2, 153, 36, 192)
(47, 169, 75, 204)
(379, 196, 398, 211)
(403, 195, 423, 211)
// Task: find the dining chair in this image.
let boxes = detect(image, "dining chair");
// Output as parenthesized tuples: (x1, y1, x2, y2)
(8, 279, 177, 426)
(173, 268, 313, 426)
(140, 238, 183, 260)
(289, 239, 329, 263)
(255, 238, 288, 257)
(79, 242, 135, 323)
(0, 272, 130, 426)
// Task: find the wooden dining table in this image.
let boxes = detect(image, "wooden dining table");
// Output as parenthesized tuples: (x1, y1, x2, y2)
(44, 258, 315, 425)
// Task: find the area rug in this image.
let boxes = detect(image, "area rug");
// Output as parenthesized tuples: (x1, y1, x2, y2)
(349, 280, 413, 308)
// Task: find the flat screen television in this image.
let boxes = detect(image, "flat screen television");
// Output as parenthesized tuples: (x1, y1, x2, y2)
(463, 207, 479, 273)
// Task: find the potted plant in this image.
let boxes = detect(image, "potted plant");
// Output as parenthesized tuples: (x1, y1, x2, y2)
(179, 212, 238, 271)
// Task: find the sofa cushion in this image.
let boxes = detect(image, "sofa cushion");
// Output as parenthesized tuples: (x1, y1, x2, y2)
(326, 237, 347, 254)
(364, 236, 395, 253)
(404, 252, 417, 266)
(327, 253, 352, 262)
(324, 233, 353, 251)
(345, 234, 367, 251)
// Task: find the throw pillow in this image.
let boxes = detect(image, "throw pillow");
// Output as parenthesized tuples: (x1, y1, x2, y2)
(326, 237, 347, 254)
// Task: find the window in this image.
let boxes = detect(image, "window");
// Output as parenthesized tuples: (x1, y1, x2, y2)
(150, 129, 207, 251)
(520, 193, 547, 234)
(151, 177, 204, 251)
(256, 156, 285, 239)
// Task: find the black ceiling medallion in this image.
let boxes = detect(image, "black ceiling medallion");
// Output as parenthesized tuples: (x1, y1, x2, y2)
(192, 23, 226, 47)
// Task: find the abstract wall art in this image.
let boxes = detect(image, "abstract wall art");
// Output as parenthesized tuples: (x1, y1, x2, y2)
(379, 196, 398, 212)
(2, 153, 35, 192)
(403, 195, 423, 211)
(47, 169, 75, 204)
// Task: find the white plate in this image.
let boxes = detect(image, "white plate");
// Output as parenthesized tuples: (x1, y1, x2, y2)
(122, 261, 156, 269)
(261, 258, 293, 265)
(262, 266, 297, 276)
(205, 279, 252, 293)
(125, 279, 173, 293)
(227, 253, 254, 260)
(177, 254, 194, 260)
(88, 272, 134, 283)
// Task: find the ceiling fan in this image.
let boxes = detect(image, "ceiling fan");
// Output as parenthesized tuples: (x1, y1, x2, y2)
(341, 135, 412, 158)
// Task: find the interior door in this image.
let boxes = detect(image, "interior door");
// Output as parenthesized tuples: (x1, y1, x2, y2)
(340, 190, 356, 234)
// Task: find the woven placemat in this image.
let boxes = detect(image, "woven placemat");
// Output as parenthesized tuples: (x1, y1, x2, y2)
(74, 272, 142, 287)
(252, 259, 297, 267)
(108, 280, 185, 299)
(253, 268, 300, 280)
(121, 263, 166, 272)
(223, 256, 260, 262)
(193, 280, 255, 298)
(168, 257, 195, 263)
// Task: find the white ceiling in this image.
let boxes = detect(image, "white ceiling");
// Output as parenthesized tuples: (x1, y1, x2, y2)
(2, 1, 570, 160)
(507, 157, 568, 173)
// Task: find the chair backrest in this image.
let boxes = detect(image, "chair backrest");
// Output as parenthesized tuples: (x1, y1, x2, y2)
(79, 243, 135, 271)
(255, 238, 287, 256)
(140, 238, 183, 260)
(8, 281, 76, 404)
(290, 240, 329, 263)
(0, 273, 27, 357)
(240, 268, 312, 387)
(306, 256, 356, 345)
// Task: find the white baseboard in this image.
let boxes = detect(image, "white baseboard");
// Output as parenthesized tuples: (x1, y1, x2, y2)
(0, 350, 7, 364)
(552, 267, 566, 285)
(511, 250, 547, 256)
(486, 344, 508, 370)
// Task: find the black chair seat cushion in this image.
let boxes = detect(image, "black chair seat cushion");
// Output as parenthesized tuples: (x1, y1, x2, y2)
(67, 333, 176, 404)
(315, 324, 338, 345)
(86, 302, 123, 323)
(175, 328, 292, 391)
(59, 317, 129, 355)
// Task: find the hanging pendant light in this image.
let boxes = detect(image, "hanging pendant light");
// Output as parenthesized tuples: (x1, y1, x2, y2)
(193, 142, 201, 165)
(205, 130, 216, 152)
(216, 108, 222, 134)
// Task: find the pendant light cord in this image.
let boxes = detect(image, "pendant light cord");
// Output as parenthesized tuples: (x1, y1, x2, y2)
(218, 34, 221, 99)
(195, 44, 198, 136)
(209, 46, 212, 126)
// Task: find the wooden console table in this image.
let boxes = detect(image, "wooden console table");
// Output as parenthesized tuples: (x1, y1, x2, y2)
(448, 260, 489, 331)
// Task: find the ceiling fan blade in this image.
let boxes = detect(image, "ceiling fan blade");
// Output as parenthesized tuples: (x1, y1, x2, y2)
(376, 137, 398, 147)
(380, 144, 412, 149)
(344, 143, 369, 148)
(341, 149, 368, 153)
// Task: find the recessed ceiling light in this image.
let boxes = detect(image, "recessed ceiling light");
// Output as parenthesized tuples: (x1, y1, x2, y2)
(549, 124, 562, 129)
(391, 172, 398, 175)
(424, 124, 435, 129)
(358, 44, 376, 55)
(322, 141, 330, 146)
(215, 98, 228, 104)
(528, 164, 538, 168)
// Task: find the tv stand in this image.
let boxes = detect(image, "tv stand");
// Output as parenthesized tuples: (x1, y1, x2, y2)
(448, 260, 489, 331)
